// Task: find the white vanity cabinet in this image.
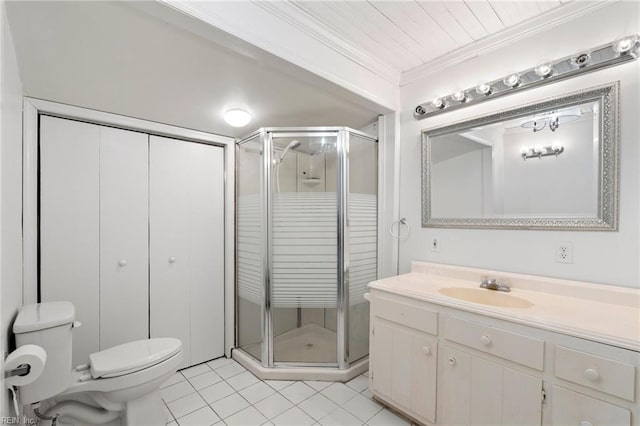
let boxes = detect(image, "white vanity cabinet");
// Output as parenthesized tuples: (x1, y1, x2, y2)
(370, 294, 438, 424)
(368, 288, 639, 426)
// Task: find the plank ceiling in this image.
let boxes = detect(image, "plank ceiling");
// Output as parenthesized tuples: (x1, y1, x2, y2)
(290, 1, 570, 73)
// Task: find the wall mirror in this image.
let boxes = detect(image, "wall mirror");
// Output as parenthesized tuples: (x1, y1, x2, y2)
(422, 82, 619, 230)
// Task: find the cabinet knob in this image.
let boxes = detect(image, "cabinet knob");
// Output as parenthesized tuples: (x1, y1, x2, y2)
(480, 335, 491, 346)
(169, 257, 177, 263)
(580, 421, 593, 426)
(422, 346, 431, 356)
(583, 368, 600, 381)
(118, 259, 127, 267)
(448, 357, 456, 366)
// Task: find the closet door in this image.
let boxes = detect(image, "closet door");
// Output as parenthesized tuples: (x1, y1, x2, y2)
(189, 143, 225, 364)
(149, 136, 191, 368)
(40, 116, 100, 366)
(99, 127, 149, 349)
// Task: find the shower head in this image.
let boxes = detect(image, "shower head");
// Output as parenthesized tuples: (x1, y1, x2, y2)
(279, 140, 301, 162)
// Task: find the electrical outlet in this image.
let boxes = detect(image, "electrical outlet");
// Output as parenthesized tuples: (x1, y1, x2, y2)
(432, 237, 440, 252)
(556, 242, 573, 264)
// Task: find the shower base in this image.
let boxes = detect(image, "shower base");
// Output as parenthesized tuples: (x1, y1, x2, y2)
(233, 324, 368, 382)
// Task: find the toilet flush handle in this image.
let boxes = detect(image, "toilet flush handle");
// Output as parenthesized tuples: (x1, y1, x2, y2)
(72, 321, 82, 328)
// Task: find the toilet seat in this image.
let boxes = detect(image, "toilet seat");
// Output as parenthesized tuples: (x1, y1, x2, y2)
(89, 338, 181, 379)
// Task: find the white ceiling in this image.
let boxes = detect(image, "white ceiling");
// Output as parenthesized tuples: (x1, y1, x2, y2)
(5, 1, 386, 138)
(288, 0, 570, 74)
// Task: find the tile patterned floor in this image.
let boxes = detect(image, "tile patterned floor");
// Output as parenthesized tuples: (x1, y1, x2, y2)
(160, 357, 412, 426)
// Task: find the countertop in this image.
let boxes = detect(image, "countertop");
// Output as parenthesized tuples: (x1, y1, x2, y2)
(368, 262, 640, 352)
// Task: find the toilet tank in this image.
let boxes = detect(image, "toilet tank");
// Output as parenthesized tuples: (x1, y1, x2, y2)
(13, 301, 75, 404)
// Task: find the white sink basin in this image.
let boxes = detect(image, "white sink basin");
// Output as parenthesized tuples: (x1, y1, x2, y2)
(438, 287, 533, 309)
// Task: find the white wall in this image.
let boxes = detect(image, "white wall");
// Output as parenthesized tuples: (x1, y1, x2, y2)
(0, 1, 24, 417)
(397, 1, 640, 288)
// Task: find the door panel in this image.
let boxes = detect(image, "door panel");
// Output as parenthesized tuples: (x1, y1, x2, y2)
(189, 143, 225, 363)
(40, 116, 100, 366)
(149, 136, 191, 368)
(371, 318, 393, 398)
(412, 334, 437, 422)
(99, 127, 149, 349)
(440, 346, 471, 425)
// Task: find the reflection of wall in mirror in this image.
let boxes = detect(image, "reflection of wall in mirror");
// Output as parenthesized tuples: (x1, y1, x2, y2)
(431, 134, 493, 218)
(500, 115, 596, 216)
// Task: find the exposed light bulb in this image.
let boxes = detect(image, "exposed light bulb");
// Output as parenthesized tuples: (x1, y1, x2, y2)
(430, 98, 445, 109)
(503, 73, 520, 88)
(475, 82, 492, 96)
(613, 35, 637, 54)
(451, 90, 467, 102)
(570, 53, 590, 68)
(520, 147, 528, 156)
(534, 63, 553, 78)
(224, 109, 251, 127)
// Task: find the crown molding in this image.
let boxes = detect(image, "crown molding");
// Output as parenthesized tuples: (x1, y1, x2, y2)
(255, 1, 401, 85)
(401, 0, 613, 87)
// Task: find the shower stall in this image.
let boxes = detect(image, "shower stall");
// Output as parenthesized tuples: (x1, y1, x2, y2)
(235, 127, 378, 379)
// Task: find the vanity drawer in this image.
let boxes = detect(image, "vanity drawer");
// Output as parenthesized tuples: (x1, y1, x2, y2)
(555, 346, 635, 401)
(373, 296, 438, 335)
(552, 386, 630, 426)
(444, 317, 544, 370)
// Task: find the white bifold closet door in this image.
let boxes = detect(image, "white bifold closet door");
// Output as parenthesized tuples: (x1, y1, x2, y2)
(149, 136, 225, 368)
(40, 116, 149, 366)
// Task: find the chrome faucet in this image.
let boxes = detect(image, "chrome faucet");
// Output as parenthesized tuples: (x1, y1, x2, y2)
(480, 278, 511, 292)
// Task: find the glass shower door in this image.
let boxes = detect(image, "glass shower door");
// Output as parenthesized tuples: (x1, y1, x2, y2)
(270, 134, 339, 365)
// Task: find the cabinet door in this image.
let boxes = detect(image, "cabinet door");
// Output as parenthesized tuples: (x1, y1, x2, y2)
(552, 386, 630, 426)
(441, 345, 542, 425)
(99, 127, 149, 349)
(40, 116, 100, 366)
(149, 136, 191, 368)
(188, 143, 225, 363)
(371, 317, 393, 399)
(412, 333, 437, 422)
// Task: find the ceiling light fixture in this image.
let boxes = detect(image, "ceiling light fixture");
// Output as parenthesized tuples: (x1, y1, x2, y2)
(224, 109, 251, 127)
(413, 33, 640, 120)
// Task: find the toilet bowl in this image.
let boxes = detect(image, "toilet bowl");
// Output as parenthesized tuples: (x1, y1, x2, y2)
(12, 302, 182, 425)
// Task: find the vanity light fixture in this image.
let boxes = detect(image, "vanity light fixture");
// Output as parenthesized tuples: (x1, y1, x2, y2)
(451, 90, 468, 102)
(534, 63, 554, 78)
(413, 33, 639, 120)
(521, 145, 564, 160)
(476, 82, 493, 96)
(224, 109, 251, 127)
(503, 73, 521, 88)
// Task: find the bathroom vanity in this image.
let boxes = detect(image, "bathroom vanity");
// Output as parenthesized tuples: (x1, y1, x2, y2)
(368, 262, 640, 426)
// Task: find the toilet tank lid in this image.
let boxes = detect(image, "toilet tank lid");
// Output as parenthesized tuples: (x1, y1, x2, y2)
(13, 301, 75, 334)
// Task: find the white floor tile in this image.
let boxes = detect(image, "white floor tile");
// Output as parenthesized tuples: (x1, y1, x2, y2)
(163, 403, 175, 423)
(318, 407, 362, 426)
(210, 393, 250, 419)
(298, 393, 338, 421)
(361, 370, 369, 378)
(188, 370, 223, 390)
(239, 381, 276, 404)
(320, 383, 358, 405)
(271, 406, 315, 426)
(162, 372, 186, 389)
(207, 356, 235, 370)
(342, 394, 382, 422)
(176, 406, 220, 426)
(199, 381, 236, 404)
(360, 388, 373, 399)
(345, 376, 369, 393)
(225, 406, 268, 426)
(264, 380, 294, 391)
(167, 422, 177, 426)
(279, 381, 316, 404)
(227, 370, 260, 391)
(366, 409, 409, 426)
(304, 381, 332, 392)
(161, 381, 195, 403)
(253, 393, 294, 420)
(181, 363, 211, 379)
(216, 361, 247, 379)
(167, 393, 207, 419)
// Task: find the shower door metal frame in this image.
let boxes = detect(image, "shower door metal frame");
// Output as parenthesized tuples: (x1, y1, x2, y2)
(236, 127, 378, 369)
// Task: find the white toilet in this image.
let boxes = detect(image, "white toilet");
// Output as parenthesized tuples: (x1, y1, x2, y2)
(13, 301, 182, 425)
